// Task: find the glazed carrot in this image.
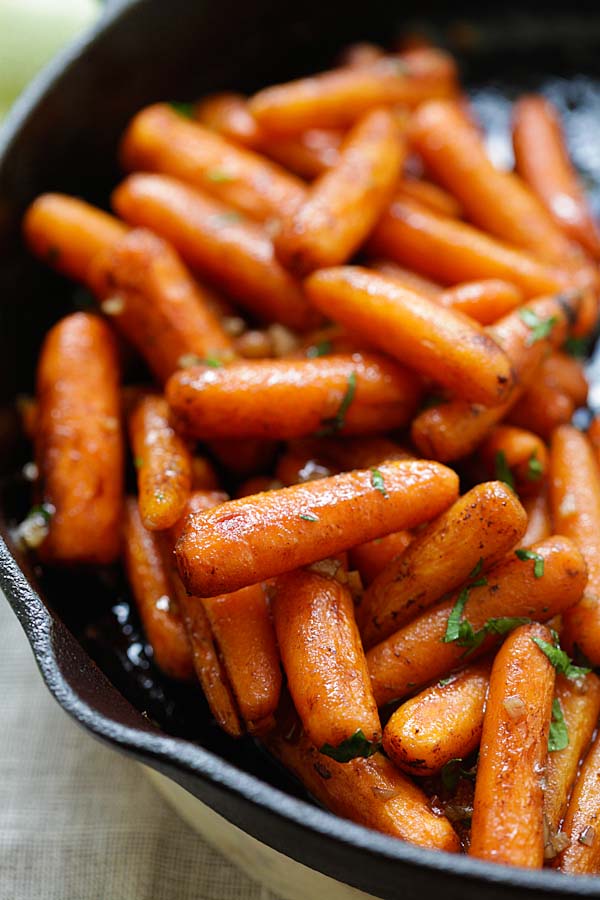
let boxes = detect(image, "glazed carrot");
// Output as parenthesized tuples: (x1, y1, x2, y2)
(521, 492, 552, 546)
(275, 448, 333, 486)
(122, 498, 193, 681)
(262, 128, 343, 179)
(411, 291, 579, 461)
(34, 312, 123, 565)
(272, 569, 380, 752)
(549, 425, 600, 665)
(190, 455, 220, 491)
(556, 729, 600, 873)
(367, 536, 587, 706)
(248, 49, 458, 134)
(307, 435, 413, 471)
(194, 92, 263, 147)
(590, 417, 600, 461)
(539, 351, 588, 407)
(383, 660, 492, 775)
(129, 394, 192, 531)
(368, 198, 567, 298)
(469, 623, 555, 868)
(395, 177, 463, 218)
(479, 426, 548, 496)
(112, 174, 319, 331)
(369, 259, 441, 297)
(120, 104, 307, 222)
(165, 353, 420, 440)
(507, 385, 574, 440)
(339, 42, 386, 68)
(305, 267, 514, 406)
(23, 193, 127, 289)
(349, 532, 413, 586)
(544, 673, 600, 834)
(359, 482, 527, 647)
(513, 95, 600, 259)
(265, 703, 460, 851)
(436, 280, 524, 325)
(409, 99, 582, 267)
(175, 459, 459, 597)
(275, 109, 404, 275)
(90, 228, 235, 382)
(203, 583, 282, 734)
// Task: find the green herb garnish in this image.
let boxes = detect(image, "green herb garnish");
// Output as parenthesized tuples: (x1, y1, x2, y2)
(320, 729, 380, 763)
(169, 101, 195, 118)
(495, 450, 515, 491)
(203, 356, 223, 368)
(317, 371, 357, 436)
(564, 336, 590, 358)
(370, 467, 388, 499)
(27, 503, 54, 524)
(515, 548, 545, 578)
(299, 513, 318, 522)
(306, 340, 332, 359)
(548, 698, 569, 752)
(134, 456, 144, 470)
(532, 636, 591, 681)
(206, 168, 235, 183)
(213, 211, 243, 226)
(519, 308, 558, 346)
(440, 757, 478, 792)
(527, 451, 543, 481)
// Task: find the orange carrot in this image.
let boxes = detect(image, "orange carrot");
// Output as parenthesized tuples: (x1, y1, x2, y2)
(190, 455, 220, 491)
(556, 728, 600, 873)
(194, 92, 263, 147)
(369, 259, 441, 297)
(305, 267, 514, 406)
(175, 459, 459, 597)
(479, 426, 548, 496)
(394, 177, 463, 218)
(262, 128, 343, 179)
(539, 351, 588, 407)
(338, 42, 386, 68)
(521, 492, 552, 546)
(349, 532, 413, 586)
(507, 384, 574, 440)
(469, 623, 555, 868)
(436, 279, 524, 325)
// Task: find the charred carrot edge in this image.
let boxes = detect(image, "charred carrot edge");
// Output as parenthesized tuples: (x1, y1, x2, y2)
(23, 194, 127, 288)
(34, 312, 124, 565)
(469, 623, 555, 868)
(544, 673, 600, 835)
(122, 497, 194, 681)
(383, 659, 491, 775)
(120, 103, 307, 222)
(513, 95, 600, 260)
(264, 700, 460, 851)
(275, 109, 404, 275)
(129, 394, 192, 531)
(272, 569, 380, 751)
(550, 425, 600, 665)
(556, 725, 600, 873)
(175, 459, 459, 597)
(479, 426, 548, 497)
(112, 173, 319, 332)
(366, 536, 587, 706)
(349, 531, 413, 586)
(359, 482, 527, 648)
(203, 583, 282, 735)
(305, 267, 514, 407)
(165, 353, 421, 440)
(521, 492, 552, 547)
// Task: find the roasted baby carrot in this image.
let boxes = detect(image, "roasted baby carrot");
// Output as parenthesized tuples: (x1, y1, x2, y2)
(507, 384, 574, 440)
(550, 425, 600, 665)
(409, 99, 582, 267)
(91, 228, 235, 382)
(544, 673, 600, 834)
(122, 497, 194, 680)
(521, 491, 552, 546)
(129, 394, 192, 531)
(120, 103, 307, 222)
(542, 351, 588, 407)
(306, 267, 514, 406)
(265, 702, 460, 851)
(272, 569, 380, 753)
(34, 312, 123, 565)
(304, 435, 413, 471)
(275, 109, 404, 274)
(23, 193, 127, 289)
(369, 259, 441, 297)
(349, 531, 413, 586)
(436, 280, 524, 325)
(411, 291, 579, 461)
(394, 177, 463, 219)
(112, 174, 318, 331)
(383, 659, 491, 776)
(367, 536, 587, 706)
(248, 48, 458, 134)
(556, 728, 600, 873)
(368, 198, 567, 298)
(175, 459, 459, 597)
(165, 353, 420, 440)
(194, 92, 263, 147)
(203, 583, 282, 734)
(469, 623, 556, 868)
(513, 95, 600, 259)
(359, 481, 527, 647)
(479, 426, 548, 496)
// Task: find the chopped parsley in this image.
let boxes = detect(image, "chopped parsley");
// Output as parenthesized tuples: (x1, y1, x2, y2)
(299, 513, 318, 522)
(564, 336, 590, 358)
(495, 450, 515, 490)
(515, 548, 545, 578)
(519, 308, 558, 346)
(527, 451, 543, 481)
(169, 101, 195, 118)
(548, 698, 569, 752)
(306, 340, 332, 359)
(320, 729, 380, 763)
(27, 503, 54, 524)
(370, 467, 388, 499)
(316, 371, 357, 436)
(202, 356, 224, 368)
(531, 635, 591, 681)
(134, 456, 144, 469)
(206, 168, 235, 183)
(212, 210, 243, 227)
(440, 757, 478, 792)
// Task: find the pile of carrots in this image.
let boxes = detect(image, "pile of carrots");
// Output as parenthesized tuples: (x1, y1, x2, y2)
(16, 35, 600, 873)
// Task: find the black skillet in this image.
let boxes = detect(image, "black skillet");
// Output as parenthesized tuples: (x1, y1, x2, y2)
(2, 1, 600, 897)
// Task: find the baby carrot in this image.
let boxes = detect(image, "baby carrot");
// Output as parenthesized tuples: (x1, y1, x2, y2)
(23, 193, 127, 289)
(91, 228, 234, 383)
(513, 95, 600, 259)
(112, 174, 319, 331)
(479, 426, 548, 497)
(34, 312, 123, 565)
(305, 267, 514, 406)
(349, 532, 413, 586)
(175, 459, 459, 597)
(538, 351, 588, 407)
(359, 482, 527, 647)
(556, 728, 600, 873)
(129, 394, 192, 531)
(367, 536, 587, 706)
(275, 108, 404, 274)
(194, 92, 263, 147)
(394, 177, 463, 219)
(265, 703, 460, 851)
(165, 353, 420, 440)
(120, 103, 307, 222)
(272, 569, 381, 753)
(469, 623, 556, 868)
(507, 385, 574, 440)
(550, 425, 600, 665)
(521, 492, 552, 546)
(122, 498, 194, 681)
(436, 280, 524, 325)
(383, 659, 491, 776)
(248, 48, 458, 134)
(369, 259, 441, 297)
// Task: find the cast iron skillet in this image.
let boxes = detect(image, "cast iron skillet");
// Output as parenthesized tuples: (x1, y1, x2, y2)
(2, 1, 600, 897)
